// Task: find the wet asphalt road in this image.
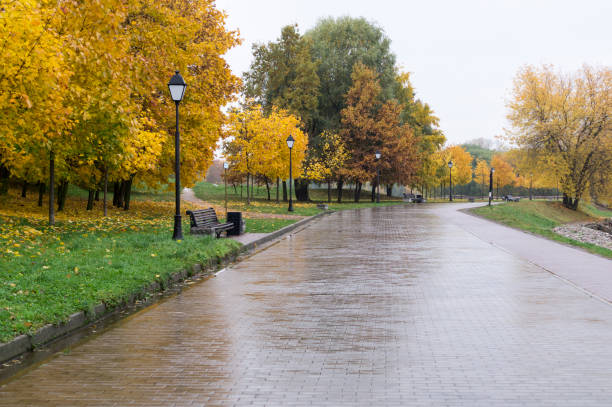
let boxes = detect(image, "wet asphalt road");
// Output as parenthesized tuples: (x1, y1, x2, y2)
(1, 204, 611, 406)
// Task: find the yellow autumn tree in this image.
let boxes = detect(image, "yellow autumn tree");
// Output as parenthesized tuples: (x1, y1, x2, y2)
(0, 0, 71, 199)
(474, 159, 490, 198)
(507, 65, 612, 209)
(223, 105, 307, 203)
(305, 130, 349, 202)
(443, 145, 473, 186)
(124, 0, 241, 191)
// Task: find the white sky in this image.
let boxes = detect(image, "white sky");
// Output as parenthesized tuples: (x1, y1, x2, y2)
(215, 0, 612, 146)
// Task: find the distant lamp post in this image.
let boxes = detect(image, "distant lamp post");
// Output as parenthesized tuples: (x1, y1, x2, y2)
(448, 160, 453, 202)
(375, 151, 381, 203)
(529, 173, 533, 201)
(223, 162, 229, 214)
(286, 135, 295, 212)
(168, 70, 187, 240)
(489, 167, 495, 206)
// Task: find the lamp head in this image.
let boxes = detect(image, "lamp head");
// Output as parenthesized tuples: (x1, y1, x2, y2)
(448, 160, 453, 169)
(168, 70, 187, 102)
(286, 135, 295, 149)
(223, 162, 229, 170)
(375, 151, 381, 160)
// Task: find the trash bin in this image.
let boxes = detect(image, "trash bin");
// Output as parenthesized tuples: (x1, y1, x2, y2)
(226, 212, 245, 236)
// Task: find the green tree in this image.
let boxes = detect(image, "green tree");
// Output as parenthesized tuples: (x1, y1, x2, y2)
(244, 24, 319, 133)
(306, 16, 398, 135)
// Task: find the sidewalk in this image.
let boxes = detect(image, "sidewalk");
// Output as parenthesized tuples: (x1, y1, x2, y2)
(440, 203, 612, 303)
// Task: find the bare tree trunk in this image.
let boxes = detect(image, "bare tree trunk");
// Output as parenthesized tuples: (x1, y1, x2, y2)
(0, 164, 9, 195)
(337, 179, 344, 203)
(327, 179, 332, 203)
(354, 182, 362, 203)
(95, 190, 100, 201)
(371, 181, 376, 202)
(21, 182, 27, 198)
(103, 169, 108, 217)
(87, 190, 95, 210)
(49, 153, 55, 225)
(276, 177, 280, 203)
(246, 173, 250, 205)
(38, 182, 45, 207)
(265, 177, 270, 200)
(123, 176, 133, 210)
(57, 180, 68, 212)
(116, 181, 125, 208)
(282, 180, 287, 202)
(113, 182, 120, 207)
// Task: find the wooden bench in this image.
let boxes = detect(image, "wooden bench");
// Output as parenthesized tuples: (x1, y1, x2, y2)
(185, 208, 234, 238)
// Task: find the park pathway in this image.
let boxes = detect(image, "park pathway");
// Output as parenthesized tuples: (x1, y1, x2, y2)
(1, 204, 612, 406)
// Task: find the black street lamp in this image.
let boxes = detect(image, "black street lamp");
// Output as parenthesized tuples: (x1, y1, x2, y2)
(448, 160, 453, 202)
(168, 70, 187, 240)
(286, 135, 295, 212)
(489, 167, 495, 206)
(223, 162, 229, 214)
(375, 151, 381, 203)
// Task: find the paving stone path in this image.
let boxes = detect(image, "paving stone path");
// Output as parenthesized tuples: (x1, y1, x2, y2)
(1, 205, 612, 406)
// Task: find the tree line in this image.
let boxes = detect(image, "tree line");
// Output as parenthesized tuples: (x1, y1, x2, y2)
(226, 19, 447, 203)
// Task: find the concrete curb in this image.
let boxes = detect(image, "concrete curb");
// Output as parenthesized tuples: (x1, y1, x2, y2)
(0, 211, 330, 365)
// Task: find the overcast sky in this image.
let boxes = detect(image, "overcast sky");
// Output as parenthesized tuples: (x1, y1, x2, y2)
(215, 0, 612, 146)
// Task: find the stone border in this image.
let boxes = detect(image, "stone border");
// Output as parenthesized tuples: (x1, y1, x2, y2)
(0, 211, 330, 365)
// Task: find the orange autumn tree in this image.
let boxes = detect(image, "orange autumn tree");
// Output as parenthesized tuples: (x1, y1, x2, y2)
(340, 63, 417, 202)
(491, 154, 516, 197)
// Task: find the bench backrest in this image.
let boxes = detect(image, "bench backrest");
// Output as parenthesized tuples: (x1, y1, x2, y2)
(186, 208, 220, 228)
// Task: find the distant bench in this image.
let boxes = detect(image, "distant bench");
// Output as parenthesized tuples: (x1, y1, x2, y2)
(186, 208, 233, 238)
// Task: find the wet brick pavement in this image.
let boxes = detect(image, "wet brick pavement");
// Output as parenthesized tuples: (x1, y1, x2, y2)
(1, 205, 611, 406)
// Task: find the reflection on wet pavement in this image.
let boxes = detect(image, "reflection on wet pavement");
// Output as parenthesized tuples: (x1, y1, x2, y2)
(1, 205, 611, 406)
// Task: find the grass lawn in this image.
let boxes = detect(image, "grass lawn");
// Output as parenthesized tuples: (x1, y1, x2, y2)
(471, 201, 612, 258)
(193, 181, 406, 216)
(1, 187, 269, 344)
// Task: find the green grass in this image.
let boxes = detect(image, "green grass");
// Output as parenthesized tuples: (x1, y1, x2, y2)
(471, 201, 612, 258)
(193, 181, 405, 216)
(240, 218, 297, 233)
(0, 219, 240, 343)
(66, 183, 175, 202)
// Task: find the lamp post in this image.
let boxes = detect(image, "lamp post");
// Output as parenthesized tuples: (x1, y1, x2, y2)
(489, 167, 494, 206)
(529, 173, 533, 201)
(223, 162, 229, 214)
(448, 160, 453, 202)
(168, 70, 187, 240)
(375, 151, 381, 203)
(286, 135, 294, 212)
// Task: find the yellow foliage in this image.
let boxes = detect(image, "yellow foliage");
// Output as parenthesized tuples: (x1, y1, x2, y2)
(223, 105, 307, 182)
